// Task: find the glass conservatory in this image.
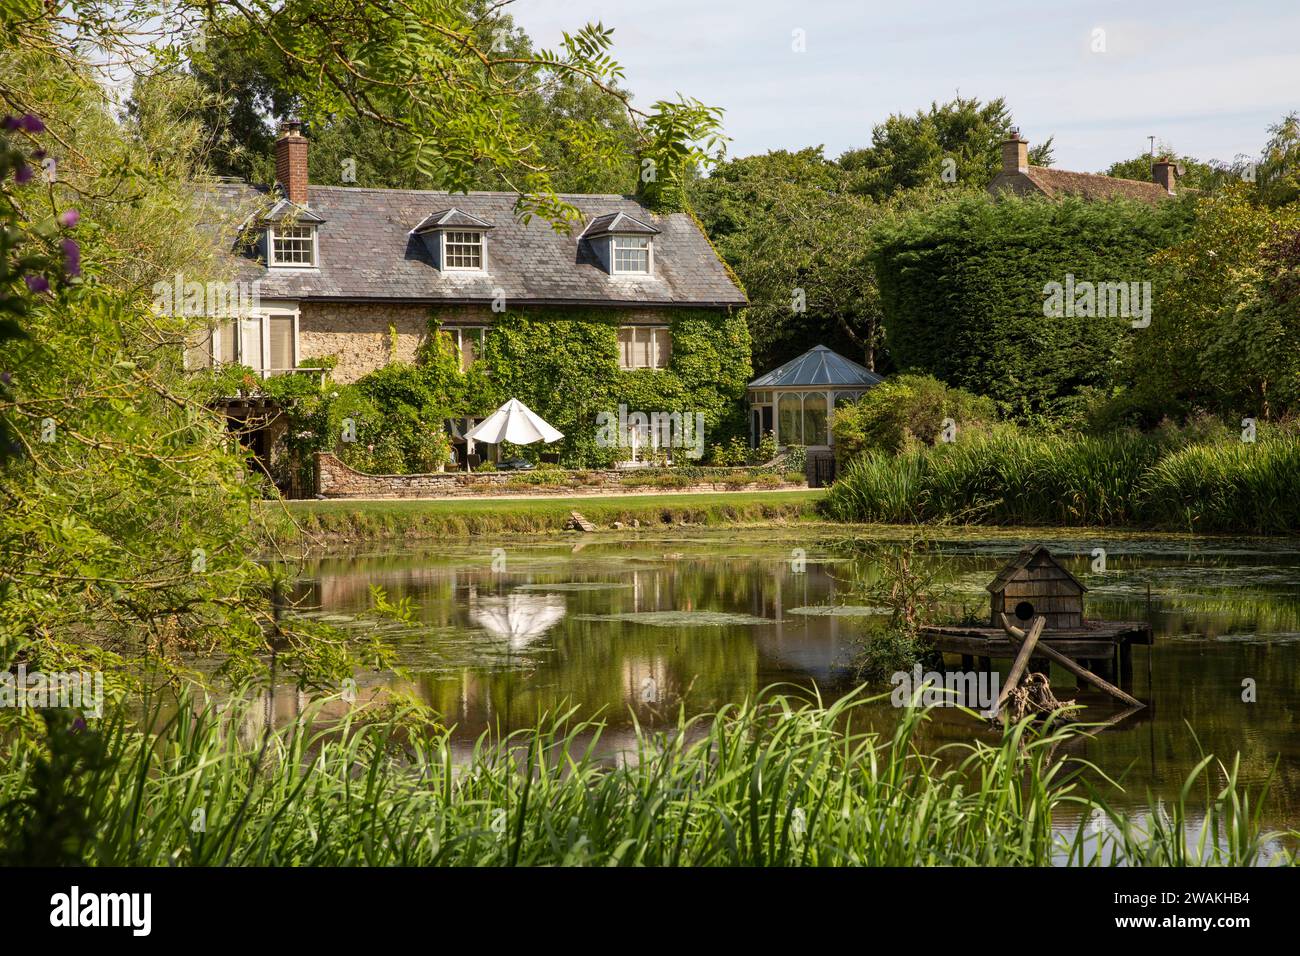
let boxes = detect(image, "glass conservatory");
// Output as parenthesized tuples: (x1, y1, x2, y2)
(746, 345, 884, 448)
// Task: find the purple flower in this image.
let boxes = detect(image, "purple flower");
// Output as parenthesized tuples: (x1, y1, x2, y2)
(59, 208, 79, 228)
(14, 164, 32, 185)
(1, 371, 11, 386)
(61, 237, 80, 277)
(32, 149, 46, 160)
(24, 275, 49, 293)
(1, 115, 43, 133)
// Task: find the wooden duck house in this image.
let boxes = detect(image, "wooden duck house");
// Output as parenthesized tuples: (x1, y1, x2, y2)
(986, 544, 1086, 630)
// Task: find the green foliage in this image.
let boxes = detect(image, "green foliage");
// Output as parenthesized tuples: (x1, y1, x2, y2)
(1116, 186, 1300, 425)
(475, 307, 750, 467)
(838, 95, 1054, 200)
(636, 96, 729, 213)
(832, 374, 996, 464)
(752, 430, 778, 464)
(706, 435, 750, 466)
(274, 491, 824, 540)
(823, 421, 1300, 534)
(7, 3, 724, 227)
(1, 690, 1285, 866)
(187, 10, 642, 195)
(874, 192, 1195, 422)
(1105, 150, 1222, 192)
(783, 444, 807, 473)
(691, 147, 940, 371)
(0, 49, 387, 685)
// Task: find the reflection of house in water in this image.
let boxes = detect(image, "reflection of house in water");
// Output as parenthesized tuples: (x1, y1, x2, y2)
(468, 592, 566, 649)
(751, 559, 852, 682)
(622, 655, 673, 709)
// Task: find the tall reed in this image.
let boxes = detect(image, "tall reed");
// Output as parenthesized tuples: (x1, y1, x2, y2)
(824, 429, 1300, 533)
(0, 692, 1290, 866)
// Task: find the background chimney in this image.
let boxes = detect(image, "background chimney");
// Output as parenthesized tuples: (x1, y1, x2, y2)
(275, 118, 309, 206)
(1002, 128, 1029, 174)
(1152, 156, 1177, 194)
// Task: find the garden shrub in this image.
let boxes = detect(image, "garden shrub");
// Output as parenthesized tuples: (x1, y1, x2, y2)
(831, 373, 995, 465)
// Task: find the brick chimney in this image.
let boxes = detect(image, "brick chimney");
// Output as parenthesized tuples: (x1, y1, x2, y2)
(275, 118, 309, 206)
(1152, 156, 1177, 194)
(1002, 128, 1029, 174)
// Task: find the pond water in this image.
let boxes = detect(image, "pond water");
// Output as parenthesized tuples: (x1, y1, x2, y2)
(280, 528, 1300, 836)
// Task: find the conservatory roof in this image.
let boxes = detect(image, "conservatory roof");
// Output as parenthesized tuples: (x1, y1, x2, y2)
(747, 345, 885, 390)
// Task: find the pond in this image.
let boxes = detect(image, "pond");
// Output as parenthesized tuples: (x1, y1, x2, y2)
(280, 528, 1300, 836)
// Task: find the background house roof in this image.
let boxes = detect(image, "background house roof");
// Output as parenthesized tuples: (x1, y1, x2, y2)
(210, 184, 745, 307)
(989, 166, 1174, 204)
(747, 345, 884, 389)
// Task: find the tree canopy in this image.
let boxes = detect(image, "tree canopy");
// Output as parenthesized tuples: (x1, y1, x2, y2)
(838, 95, 1054, 200)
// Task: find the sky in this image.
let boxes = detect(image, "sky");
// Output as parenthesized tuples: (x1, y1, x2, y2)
(511, 0, 1300, 173)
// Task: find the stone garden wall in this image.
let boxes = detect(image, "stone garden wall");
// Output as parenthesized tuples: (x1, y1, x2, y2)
(314, 453, 805, 499)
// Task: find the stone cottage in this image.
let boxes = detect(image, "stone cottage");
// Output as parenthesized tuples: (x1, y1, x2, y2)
(197, 121, 747, 385)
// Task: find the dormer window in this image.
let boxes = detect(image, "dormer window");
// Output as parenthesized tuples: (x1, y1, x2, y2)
(252, 198, 325, 269)
(412, 208, 494, 273)
(269, 224, 317, 267)
(443, 231, 484, 270)
(581, 211, 660, 277)
(612, 236, 651, 274)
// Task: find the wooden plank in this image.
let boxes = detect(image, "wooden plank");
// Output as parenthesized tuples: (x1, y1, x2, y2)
(930, 635, 1117, 658)
(999, 614, 1144, 709)
(994, 615, 1045, 715)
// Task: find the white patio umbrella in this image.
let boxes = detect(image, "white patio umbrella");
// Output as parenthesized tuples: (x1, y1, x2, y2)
(464, 398, 563, 468)
(468, 593, 567, 650)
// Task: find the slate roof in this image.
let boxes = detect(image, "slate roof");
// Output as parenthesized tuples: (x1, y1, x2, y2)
(989, 166, 1174, 205)
(747, 345, 884, 389)
(985, 544, 1088, 593)
(206, 184, 745, 307)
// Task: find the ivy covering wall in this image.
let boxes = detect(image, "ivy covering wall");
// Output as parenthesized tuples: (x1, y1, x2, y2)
(201, 305, 752, 491)
(475, 306, 752, 466)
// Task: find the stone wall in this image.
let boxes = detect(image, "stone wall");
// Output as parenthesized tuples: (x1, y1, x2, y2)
(298, 302, 679, 383)
(315, 453, 804, 499)
(298, 302, 479, 383)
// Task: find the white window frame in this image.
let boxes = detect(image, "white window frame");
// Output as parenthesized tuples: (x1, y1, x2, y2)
(611, 235, 652, 275)
(196, 302, 301, 378)
(441, 230, 486, 271)
(617, 326, 670, 370)
(267, 224, 318, 268)
(443, 326, 486, 371)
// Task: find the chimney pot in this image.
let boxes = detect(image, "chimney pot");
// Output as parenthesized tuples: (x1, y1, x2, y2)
(275, 119, 309, 206)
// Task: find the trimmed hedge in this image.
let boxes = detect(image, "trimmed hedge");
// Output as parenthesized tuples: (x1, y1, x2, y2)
(872, 193, 1194, 423)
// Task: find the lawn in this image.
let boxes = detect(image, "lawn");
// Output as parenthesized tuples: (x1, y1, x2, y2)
(267, 489, 827, 541)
